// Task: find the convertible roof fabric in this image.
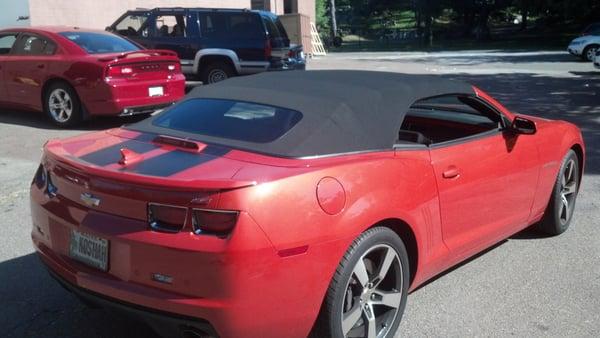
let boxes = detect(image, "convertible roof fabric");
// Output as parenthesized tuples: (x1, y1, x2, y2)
(129, 70, 475, 158)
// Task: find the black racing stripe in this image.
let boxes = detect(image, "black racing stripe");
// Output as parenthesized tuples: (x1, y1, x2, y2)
(124, 146, 230, 177)
(79, 140, 156, 166)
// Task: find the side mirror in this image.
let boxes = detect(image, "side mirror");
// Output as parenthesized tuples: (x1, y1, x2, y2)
(105, 26, 113, 32)
(510, 116, 536, 135)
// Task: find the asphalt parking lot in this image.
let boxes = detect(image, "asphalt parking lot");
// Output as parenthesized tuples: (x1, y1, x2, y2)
(1, 50, 599, 337)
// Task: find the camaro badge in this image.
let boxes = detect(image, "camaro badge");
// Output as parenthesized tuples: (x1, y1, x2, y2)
(80, 193, 101, 207)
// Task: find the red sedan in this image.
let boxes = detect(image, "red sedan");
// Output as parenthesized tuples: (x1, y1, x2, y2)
(30, 71, 584, 338)
(0, 27, 185, 127)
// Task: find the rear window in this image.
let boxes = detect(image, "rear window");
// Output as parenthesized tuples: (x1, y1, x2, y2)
(152, 99, 303, 143)
(59, 32, 140, 54)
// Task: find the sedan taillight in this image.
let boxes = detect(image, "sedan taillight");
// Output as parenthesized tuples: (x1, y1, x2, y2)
(192, 209, 239, 237)
(106, 65, 133, 78)
(167, 63, 181, 72)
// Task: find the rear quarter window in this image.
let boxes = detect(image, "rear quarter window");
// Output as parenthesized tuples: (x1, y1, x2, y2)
(152, 98, 303, 143)
(60, 31, 140, 54)
(200, 13, 264, 39)
(0, 34, 17, 54)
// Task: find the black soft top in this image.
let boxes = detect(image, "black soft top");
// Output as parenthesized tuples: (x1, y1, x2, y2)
(128, 70, 475, 158)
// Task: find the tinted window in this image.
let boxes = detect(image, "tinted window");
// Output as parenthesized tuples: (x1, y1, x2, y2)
(152, 99, 303, 143)
(12, 34, 57, 55)
(60, 32, 140, 54)
(0, 34, 17, 55)
(200, 13, 264, 39)
(115, 14, 149, 37)
(154, 15, 187, 37)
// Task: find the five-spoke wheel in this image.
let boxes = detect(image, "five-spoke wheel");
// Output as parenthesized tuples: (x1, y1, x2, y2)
(44, 82, 82, 127)
(540, 149, 580, 235)
(312, 227, 409, 338)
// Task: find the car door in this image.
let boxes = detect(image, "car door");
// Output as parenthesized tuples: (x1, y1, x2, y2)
(3, 33, 57, 109)
(146, 10, 197, 61)
(422, 95, 539, 257)
(0, 32, 19, 105)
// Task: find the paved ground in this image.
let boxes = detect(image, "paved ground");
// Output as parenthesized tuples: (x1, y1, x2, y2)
(0, 50, 599, 338)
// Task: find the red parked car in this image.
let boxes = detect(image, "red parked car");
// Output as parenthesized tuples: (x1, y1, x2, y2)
(31, 71, 584, 338)
(0, 27, 185, 127)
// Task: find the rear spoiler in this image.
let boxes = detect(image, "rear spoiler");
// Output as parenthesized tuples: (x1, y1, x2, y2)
(44, 141, 256, 191)
(97, 49, 178, 62)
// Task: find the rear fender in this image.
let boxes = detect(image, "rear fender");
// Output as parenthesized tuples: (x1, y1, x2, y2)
(193, 49, 241, 74)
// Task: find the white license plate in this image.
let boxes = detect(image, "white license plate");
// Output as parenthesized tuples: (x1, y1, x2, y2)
(148, 86, 164, 97)
(69, 230, 109, 271)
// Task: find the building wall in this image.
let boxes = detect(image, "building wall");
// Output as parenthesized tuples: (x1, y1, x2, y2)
(0, 0, 31, 28)
(294, 0, 315, 23)
(27, 0, 251, 29)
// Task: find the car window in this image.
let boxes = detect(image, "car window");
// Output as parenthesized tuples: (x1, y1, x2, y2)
(152, 98, 303, 143)
(115, 14, 149, 37)
(12, 34, 57, 55)
(199, 13, 263, 39)
(262, 16, 289, 47)
(0, 34, 18, 55)
(60, 31, 140, 54)
(154, 15, 187, 37)
(401, 95, 502, 145)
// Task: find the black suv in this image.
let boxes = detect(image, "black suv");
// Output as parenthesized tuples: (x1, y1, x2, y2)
(108, 8, 305, 84)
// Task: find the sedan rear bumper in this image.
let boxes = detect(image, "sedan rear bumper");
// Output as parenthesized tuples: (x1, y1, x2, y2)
(83, 75, 185, 116)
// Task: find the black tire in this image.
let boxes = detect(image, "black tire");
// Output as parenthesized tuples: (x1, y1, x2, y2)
(582, 44, 599, 61)
(312, 227, 409, 338)
(200, 61, 236, 85)
(538, 150, 580, 235)
(43, 82, 83, 127)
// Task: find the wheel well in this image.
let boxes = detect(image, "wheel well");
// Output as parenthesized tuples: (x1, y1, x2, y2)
(198, 55, 236, 74)
(41, 78, 75, 102)
(571, 143, 584, 185)
(371, 219, 418, 285)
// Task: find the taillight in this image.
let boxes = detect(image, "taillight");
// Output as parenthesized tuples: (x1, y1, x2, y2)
(106, 65, 133, 78)
(265, 39, 272, 59)
(148, 203, 188, 233)
(167, 63, 181, 72)
(192, 209, 238, 237)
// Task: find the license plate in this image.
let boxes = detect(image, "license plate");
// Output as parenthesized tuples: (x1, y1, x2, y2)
(148, 86, 164, 97)
(69, 230, 109, 271)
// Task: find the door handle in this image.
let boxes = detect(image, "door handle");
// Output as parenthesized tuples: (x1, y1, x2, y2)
(442, 166, 460, 179)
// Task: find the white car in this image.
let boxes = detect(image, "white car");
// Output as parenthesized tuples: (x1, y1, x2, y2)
(567, 23, 600, 61)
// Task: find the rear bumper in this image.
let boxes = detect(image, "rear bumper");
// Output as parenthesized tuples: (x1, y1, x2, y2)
(83, 75, 185, 116)
(47, 268, 218, 338)
(30, 184, 330, 338)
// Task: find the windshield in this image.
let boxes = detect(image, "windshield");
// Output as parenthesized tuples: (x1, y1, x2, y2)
(59, 31, 140, 54)
(151, 98, 303, 144)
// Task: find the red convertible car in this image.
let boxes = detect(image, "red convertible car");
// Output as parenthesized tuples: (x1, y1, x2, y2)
(0, 27, 185, 126)
(31, 71, 584, 338)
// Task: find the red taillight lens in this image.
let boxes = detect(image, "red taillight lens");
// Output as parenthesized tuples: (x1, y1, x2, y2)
(106, 65, 133, 78)
(265, 39, 272, 59)
(192, 209, 239, 237)
(167, 63, 181, 72)
(148, 203, 187, 233)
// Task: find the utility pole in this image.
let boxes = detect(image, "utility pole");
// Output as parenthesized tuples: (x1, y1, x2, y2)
(329, 0, 338, 39)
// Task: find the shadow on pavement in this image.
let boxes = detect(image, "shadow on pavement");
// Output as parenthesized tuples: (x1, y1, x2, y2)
(0, 109, 149, 131)
(444, 72, 599, 174)
(0, 253, 159, 338)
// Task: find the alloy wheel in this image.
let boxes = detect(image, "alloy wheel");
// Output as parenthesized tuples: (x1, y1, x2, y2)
(586, 47, 598, 61)
(558, 159, 578, 225)
(341, 244, 403, 338)
(48, 88, 73, 123)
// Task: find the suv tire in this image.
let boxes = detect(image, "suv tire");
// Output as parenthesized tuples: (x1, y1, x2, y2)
(201, 61, 236, 84)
